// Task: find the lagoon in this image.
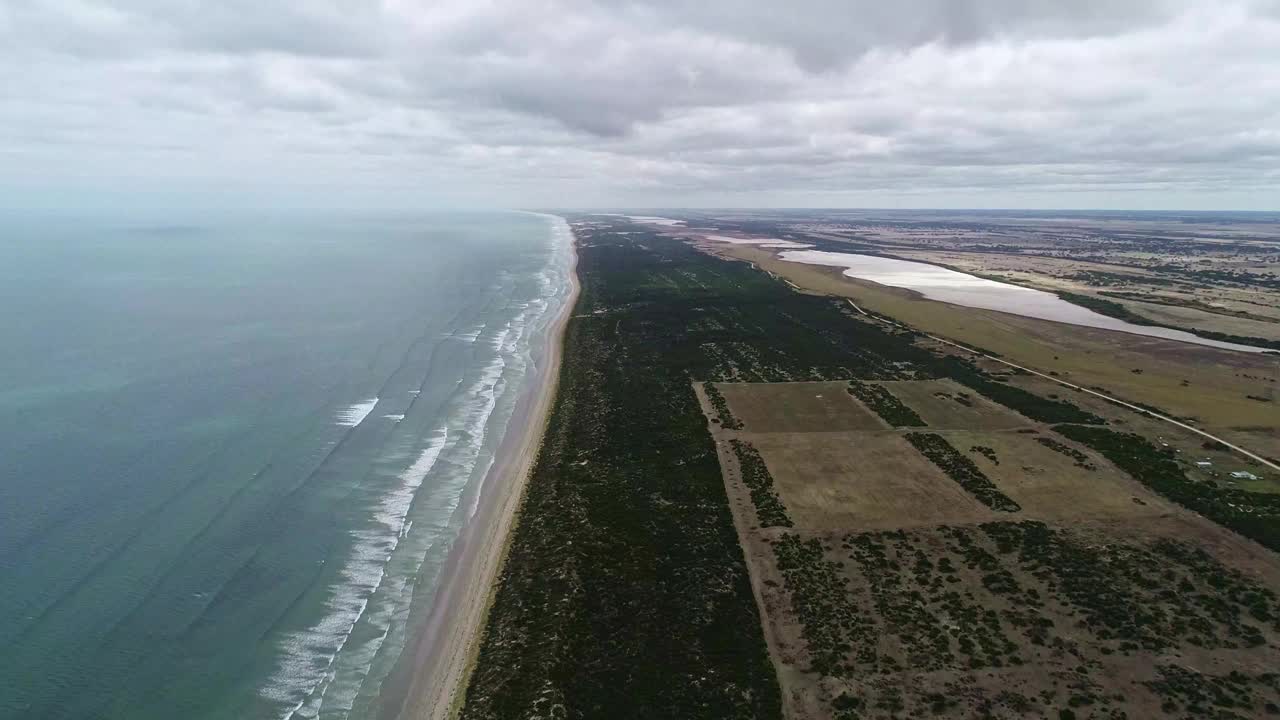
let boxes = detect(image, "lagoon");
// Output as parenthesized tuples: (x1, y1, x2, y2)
(776, 249, 1266, 354)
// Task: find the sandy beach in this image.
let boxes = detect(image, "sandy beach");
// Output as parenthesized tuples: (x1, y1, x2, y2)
(380, 217, 580, 720)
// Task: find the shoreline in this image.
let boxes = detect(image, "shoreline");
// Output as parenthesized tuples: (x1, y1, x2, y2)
(381, 215, 580, 720)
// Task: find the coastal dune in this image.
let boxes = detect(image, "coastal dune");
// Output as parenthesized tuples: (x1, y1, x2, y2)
(386, 216, 580, 720)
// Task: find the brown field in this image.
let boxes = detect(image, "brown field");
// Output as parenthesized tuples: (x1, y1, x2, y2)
(746, 431, 993, 531)
(714, 381, 886, 432)
(1000, 371, 1280, 493)
(941, 429, 1175, 522)
(872, 378, 1029, 430)
(697, 378, 1280, 720)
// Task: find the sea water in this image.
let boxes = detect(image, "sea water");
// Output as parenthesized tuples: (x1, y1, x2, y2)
(0, 210, 573, 719)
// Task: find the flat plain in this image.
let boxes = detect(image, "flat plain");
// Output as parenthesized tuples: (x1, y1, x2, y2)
(697, 238, 1279, 441)
(871, 379, 1029, 430)
(716, 381, 887, 432)
(463, 213, 1280, 720)
(699, 375, 1280, 719)
(743, 429, 993, 531)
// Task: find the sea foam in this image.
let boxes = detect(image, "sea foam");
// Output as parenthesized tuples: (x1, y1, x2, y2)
(335, 399, 379, 427)
(259, 213, 576, 720)
(266, 428, 449, 719)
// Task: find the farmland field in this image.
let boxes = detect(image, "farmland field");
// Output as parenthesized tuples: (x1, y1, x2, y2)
(465, 215, 1280, 720)
(698, 375, 1280, 719)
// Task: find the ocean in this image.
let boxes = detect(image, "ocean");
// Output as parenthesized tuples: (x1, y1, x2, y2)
(0, 210, 574, 719)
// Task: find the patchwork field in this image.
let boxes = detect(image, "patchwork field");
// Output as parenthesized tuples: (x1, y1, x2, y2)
(698, 377, 1280, 719)
(465, 218, 1278, 720)
(872, 378, 1029, 430)
(706, 241, 1280, 434)
(935, 430, 1175, 523)
(715, 381, 885, 432)
(744, 431, 992, 531)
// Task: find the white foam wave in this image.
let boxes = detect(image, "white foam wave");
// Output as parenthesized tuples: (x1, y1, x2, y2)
(451, 328, 483, 343)
(296, 320, 527, 717)
(264, 428, 449, 718)
(262, 213, 578, 719)
(335, 398, 378, 427)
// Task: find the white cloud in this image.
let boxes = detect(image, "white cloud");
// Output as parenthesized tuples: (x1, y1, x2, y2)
(2, 0, 1278, 209)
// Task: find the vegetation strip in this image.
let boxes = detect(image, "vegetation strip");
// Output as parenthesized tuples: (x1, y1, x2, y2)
(462, 220, 784, 718)
(970, 445, 999, 464)
(1144, 664, 1280, 717)
(935, 356, 1104, 424)
(466, 216, 1275, 718)
(845, 296, 1279, 473)
(771, 534, 864, 676)
(978, 521, 1277, 651)
(1057, 290, 1280, 351)
(1054, 424, 1280, 552)
(903, 432, 1021, 511)
(702, 381, 742, 429)
(467, 218, 1046, 716)
(1034, 436, 1096, 470)
(847, 379, 926, 427)
(730, 439, 793, 528)
(770, 521, 1279, 717)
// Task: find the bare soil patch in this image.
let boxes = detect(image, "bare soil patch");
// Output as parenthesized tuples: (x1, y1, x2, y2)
(940, 429, 1175, 522)
(875, 378, 1030, 430)
(716, 381, 885, 433)
(747, 431, 993, 532)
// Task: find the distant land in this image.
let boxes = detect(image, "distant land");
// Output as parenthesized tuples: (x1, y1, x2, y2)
(451, 209, 1280, 719)
(7, 208, 1276, 720)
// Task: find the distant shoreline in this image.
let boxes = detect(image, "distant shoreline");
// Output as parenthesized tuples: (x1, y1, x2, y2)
(379, 215, 580, 720)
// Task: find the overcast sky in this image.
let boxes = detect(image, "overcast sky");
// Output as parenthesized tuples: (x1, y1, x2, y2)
(2, 0, 1278, 210)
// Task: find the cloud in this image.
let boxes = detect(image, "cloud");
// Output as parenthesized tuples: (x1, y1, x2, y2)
(1, 0, 1278, 208)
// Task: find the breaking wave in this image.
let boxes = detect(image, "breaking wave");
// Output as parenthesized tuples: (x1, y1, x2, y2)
(335, 399, 379, 427)
(257, 213, 575, 720)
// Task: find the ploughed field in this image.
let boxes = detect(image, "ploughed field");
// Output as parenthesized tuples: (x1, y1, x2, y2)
(463, 216, 1280, 720)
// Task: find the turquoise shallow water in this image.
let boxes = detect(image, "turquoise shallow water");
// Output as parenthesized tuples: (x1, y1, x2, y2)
(0, 210, 573, 719)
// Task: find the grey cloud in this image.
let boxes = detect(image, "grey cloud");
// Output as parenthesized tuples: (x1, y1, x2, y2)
(637, 0, 1196, 70)
(3, 0, 383, 58)
(1, 0, 1278, 208)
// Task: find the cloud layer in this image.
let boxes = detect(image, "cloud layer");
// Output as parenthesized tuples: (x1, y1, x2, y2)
(3, 0, 1278, 209)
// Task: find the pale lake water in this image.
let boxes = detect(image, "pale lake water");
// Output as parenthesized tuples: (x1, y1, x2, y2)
(0, 210, 574, 719)
(776, 249, 1267, 354)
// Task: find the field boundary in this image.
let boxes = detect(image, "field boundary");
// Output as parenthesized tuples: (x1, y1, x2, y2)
(844, 299, 1280, 473)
